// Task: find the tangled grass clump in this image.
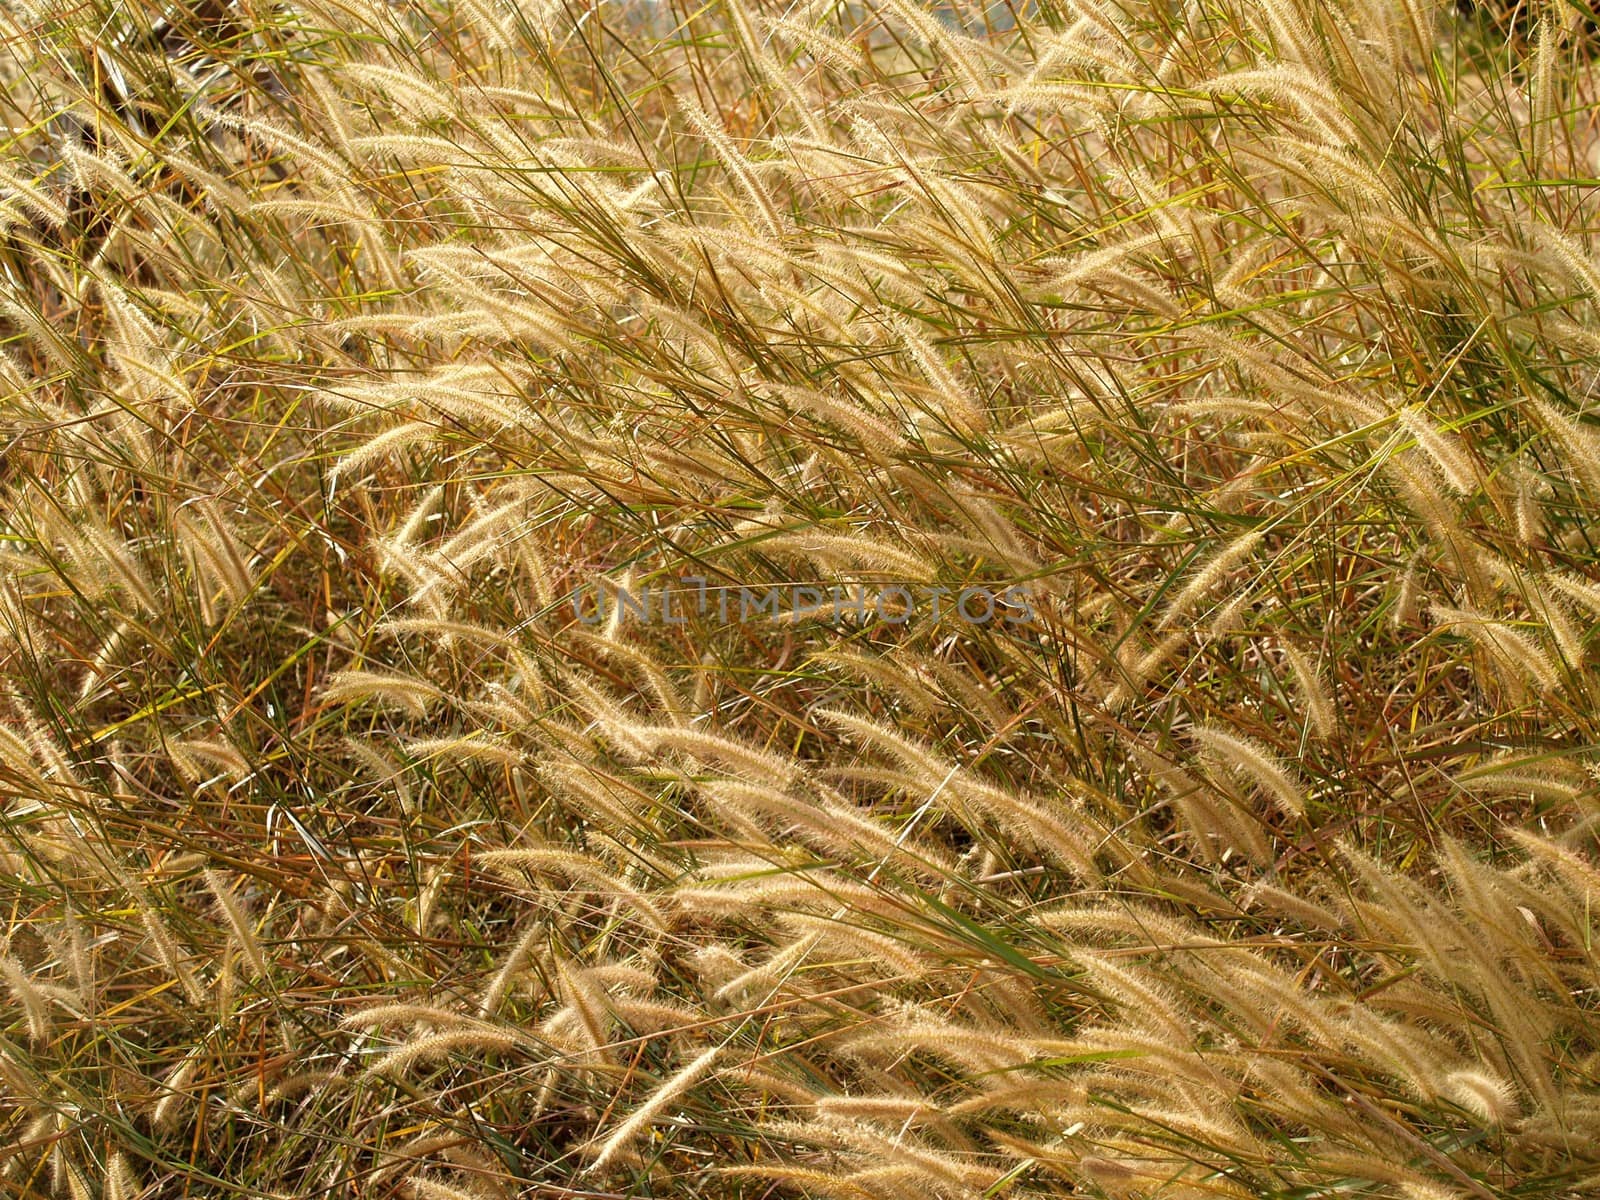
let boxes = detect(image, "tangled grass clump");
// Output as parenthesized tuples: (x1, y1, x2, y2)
(3, 0, 1600, 1196)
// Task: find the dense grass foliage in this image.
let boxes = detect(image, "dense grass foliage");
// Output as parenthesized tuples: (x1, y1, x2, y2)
(3, 0, 1600, 1196)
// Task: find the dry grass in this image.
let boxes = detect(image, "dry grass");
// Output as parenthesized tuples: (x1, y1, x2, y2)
(2, 0, 1600, 1196)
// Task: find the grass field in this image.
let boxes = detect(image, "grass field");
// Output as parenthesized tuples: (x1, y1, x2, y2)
(2, 0, 1600, 1196)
